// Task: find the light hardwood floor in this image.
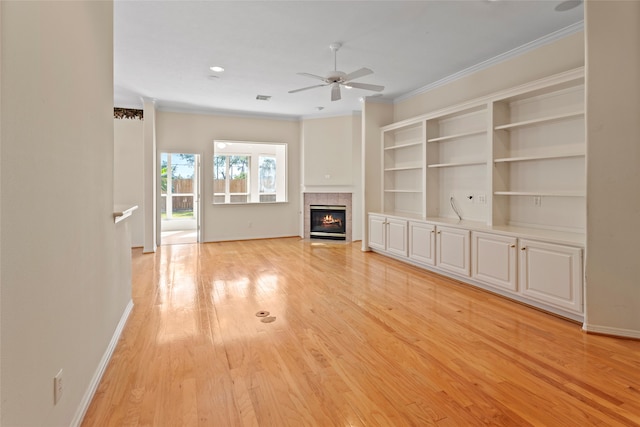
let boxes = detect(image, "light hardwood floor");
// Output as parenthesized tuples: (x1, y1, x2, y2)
(82, 238, 640, 426)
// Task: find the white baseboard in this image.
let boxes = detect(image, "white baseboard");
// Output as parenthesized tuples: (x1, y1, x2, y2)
(71, 299, 134, 427)
(583, 323, 640, 339)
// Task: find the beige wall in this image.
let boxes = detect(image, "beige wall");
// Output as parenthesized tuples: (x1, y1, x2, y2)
(301, 114, 363, 240)
(584, 1, 640, 336)
(114, 118, 144, 247)
(155, 111, 301, 242)
(303, 115, 354, 186)
(1, 1, 128, 425)
(394, 31, 585, 122)
(361, 101, 394, 249)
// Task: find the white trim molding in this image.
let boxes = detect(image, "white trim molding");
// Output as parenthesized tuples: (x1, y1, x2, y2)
(582, 323, 640, 340)
(71, 300, 134, 427)
(395, 21, 585, 103)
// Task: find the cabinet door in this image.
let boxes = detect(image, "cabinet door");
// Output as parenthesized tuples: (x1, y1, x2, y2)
(409, 221, 435, 265)
(519, 239, 583, 313)
(436, 226, 470, 276)
(472, 232, 517, 292)
(368, 215, 386, 251)
(386, 218, 408, 257)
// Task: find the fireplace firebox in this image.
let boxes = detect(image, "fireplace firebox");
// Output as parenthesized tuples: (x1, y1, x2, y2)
(310, 205, 346, 240)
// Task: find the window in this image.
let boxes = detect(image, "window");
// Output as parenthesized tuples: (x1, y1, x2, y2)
(213, 141, 287, 204)
(259, 156, 276, 202)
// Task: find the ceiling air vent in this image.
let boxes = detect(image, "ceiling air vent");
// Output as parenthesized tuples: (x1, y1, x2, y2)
(256, 95, 271, 101)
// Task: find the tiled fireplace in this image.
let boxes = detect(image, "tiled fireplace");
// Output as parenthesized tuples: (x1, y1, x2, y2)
(303, 193, 352, 242)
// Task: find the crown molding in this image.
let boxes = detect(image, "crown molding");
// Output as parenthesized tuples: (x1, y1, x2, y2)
(394, 21, 584, 103)
(155, 104, 301, 122)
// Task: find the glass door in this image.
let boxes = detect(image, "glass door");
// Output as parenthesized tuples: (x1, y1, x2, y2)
(160, 152, 199, 245)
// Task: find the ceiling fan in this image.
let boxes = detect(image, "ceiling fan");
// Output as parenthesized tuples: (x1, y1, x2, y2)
(288, 42, 384, 102)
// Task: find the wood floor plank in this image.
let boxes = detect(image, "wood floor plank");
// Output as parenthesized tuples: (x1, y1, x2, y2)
(81, 238, 640, 426)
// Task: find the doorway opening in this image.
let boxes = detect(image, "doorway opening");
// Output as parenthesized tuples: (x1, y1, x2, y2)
(160, 152, 200, 245)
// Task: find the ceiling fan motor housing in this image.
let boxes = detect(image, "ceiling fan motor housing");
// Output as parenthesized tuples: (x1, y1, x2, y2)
(327, 71, 347, 83)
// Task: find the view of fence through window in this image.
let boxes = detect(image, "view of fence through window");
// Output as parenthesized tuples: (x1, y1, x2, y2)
(213, 141, 287, 204)
(161, 153, 196, 218)
(213, 155, 250, 203)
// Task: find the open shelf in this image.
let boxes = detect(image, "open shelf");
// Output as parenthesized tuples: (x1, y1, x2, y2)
(427, 129, 486, 143)
(427, 161, 486, 168)
(494, 151, 585, 163)
(384, 140, 423, 151)
(495, 111, 583, 131)
(384, 166, 423, 172)
(494, 191, 585, 197)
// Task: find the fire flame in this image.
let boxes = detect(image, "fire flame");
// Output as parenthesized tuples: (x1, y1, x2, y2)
(322, 215, 342, 226)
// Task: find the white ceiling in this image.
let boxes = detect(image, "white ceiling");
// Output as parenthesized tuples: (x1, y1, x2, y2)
(114, 0, 584, 119)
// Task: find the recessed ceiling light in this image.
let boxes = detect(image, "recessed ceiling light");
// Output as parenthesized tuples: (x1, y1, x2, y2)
(209, 66, 225, 72)
(555, 0, 581, 11)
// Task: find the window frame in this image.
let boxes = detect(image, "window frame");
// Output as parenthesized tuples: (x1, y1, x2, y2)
(213, 140, 287, 205)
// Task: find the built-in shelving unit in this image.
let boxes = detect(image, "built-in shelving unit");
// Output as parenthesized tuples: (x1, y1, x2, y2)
(492, 71, 585, 233)
(381, 121, 425, 216)
(371, 70, 587, 321)
(376, 67, 586, 240)
(425, 105, 488, 222)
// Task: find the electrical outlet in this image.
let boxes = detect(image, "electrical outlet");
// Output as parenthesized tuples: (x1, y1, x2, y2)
(534, 196, 542, 207)
(477, 194, 487, 204)
(54, 369, 64, 405)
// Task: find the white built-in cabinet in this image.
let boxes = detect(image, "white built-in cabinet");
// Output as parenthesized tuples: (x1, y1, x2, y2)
(472, 231, 518, 292)
(436, 226, 470, 277)
(370, 68, 586, 321)
(408, 221, 435, 265)
(519, 239, 583, 313)
(368, 215, 408, 257)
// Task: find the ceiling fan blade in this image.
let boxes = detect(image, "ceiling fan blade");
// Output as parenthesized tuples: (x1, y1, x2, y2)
(343, 67, 373, 82)
(297, 72, 328, 82)
(331, 83, 341, 101)
(346, 82, 385, 92)
(288, 84, 327, 94)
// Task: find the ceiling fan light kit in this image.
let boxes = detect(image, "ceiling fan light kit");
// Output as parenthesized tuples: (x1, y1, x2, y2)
(289, 42, 384, 102)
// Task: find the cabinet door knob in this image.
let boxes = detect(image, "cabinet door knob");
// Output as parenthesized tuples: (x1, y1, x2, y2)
(430, 230, 435, 233)
(510, 244, 516, 248)
(437, 231, 441, 234)
(521, 247, 526, 251)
